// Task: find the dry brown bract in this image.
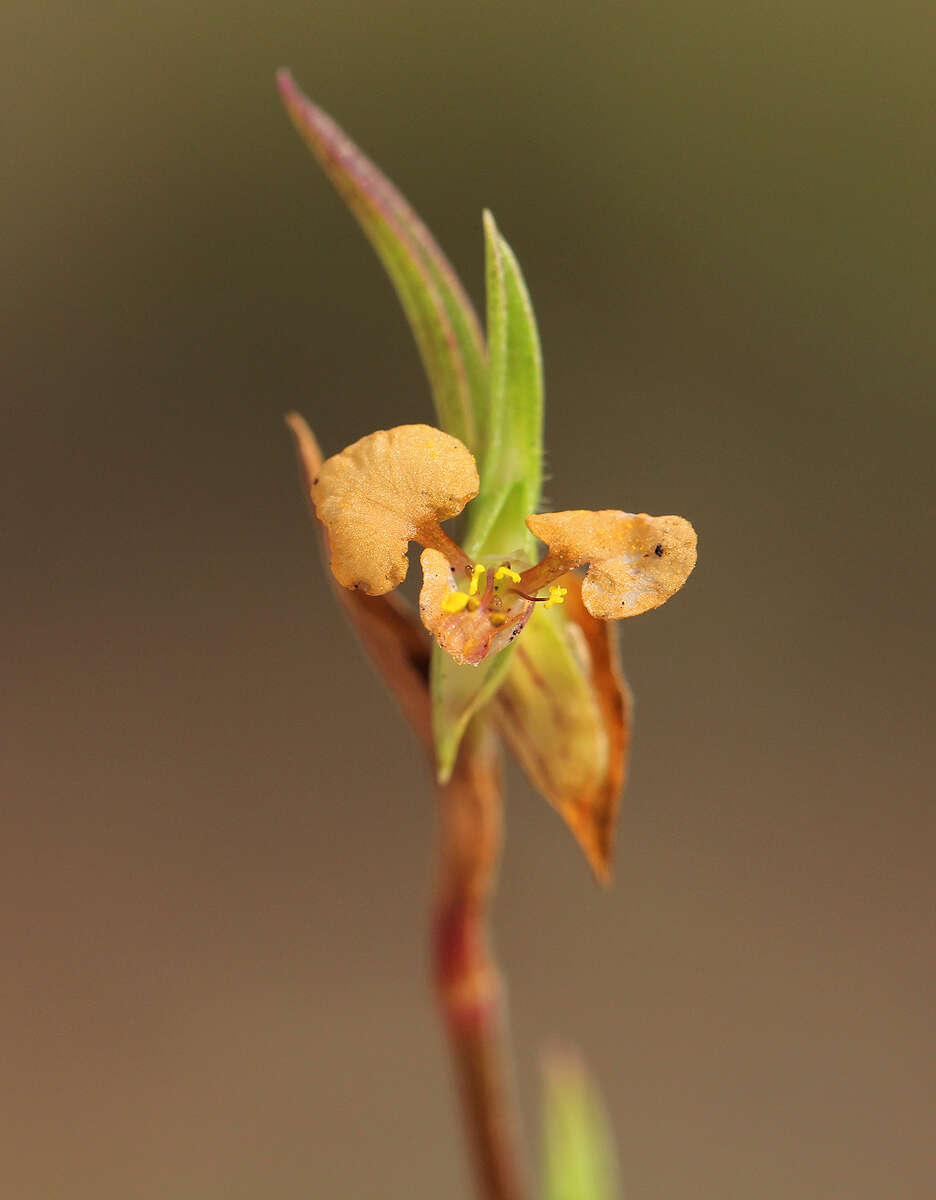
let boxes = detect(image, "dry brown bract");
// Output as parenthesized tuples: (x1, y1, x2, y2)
(526, 510, 697, 620)
(312, 424, 479, 594)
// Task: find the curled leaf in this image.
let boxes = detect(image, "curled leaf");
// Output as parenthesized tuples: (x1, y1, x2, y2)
(313, 424, 478, 594)
(526, 510, 697, 620)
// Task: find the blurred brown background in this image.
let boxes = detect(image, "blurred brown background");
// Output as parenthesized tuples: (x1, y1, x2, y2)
(3, 2, 934, 1197)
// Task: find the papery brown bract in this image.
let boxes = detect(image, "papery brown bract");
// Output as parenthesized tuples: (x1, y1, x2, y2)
(496, 574, 631, 882)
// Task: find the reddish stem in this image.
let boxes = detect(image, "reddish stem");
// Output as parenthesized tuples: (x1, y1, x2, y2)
(432, 722, 528, 1200)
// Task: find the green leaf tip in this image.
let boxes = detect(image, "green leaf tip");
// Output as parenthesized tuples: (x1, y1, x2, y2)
(541, 1049, 619, 1200)
(277, 69, 487, 453)
(432, 213, 546, 775)
(464, 210, 544, 561)
(431, 215, 546, 776)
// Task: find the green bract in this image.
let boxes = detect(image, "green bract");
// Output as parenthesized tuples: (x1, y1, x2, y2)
(280, 70, 546, 779)
(432, 212, 545, 780)
(278, 71, 484, 453)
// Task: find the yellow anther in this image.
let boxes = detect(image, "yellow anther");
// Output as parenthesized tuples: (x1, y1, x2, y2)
(494, 565, 522, 583)
(442, 591, 471, 614)
(488, 612, 508, 628)
(544, 585, 568, 610)
(469, 564, 487, 596)
(466, 595, 481, 612)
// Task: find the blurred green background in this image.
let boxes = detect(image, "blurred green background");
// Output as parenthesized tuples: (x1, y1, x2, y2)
(4, 2, 934, 1197)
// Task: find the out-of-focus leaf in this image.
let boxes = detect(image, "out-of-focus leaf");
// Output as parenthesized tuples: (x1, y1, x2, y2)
(497, 574, 632, 883)
(541, 1050, 619, 1200)
(432, 214, 546, 781)
(278, 71, 486, 452)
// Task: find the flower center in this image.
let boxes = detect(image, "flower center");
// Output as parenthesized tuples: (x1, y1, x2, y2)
(441, 559, 565, 625)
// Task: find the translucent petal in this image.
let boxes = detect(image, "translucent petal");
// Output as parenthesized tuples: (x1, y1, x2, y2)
(419, 548, 534, 666)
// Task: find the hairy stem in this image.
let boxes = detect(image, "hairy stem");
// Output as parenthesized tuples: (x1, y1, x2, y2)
(433, 721, 528, 1200)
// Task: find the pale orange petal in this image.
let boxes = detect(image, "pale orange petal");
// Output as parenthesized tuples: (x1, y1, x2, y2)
(314, 425, 479, 595)
(527, 509, 696, 620)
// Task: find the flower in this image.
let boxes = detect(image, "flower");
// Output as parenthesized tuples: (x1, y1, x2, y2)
(308, 424, 697, 667)
(280, 72, 700, 880)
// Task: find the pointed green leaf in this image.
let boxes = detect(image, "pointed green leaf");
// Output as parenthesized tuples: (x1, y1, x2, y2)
(465, 211, 544, 559)
(277, 70, 487, 452)
(542, 1051, 619, 1200)
(432, 213, 546, 780)
(280, 89, 545, 779)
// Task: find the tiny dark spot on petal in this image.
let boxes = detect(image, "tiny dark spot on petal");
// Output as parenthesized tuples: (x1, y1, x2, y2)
(312, 476, 319, 486)
(654, 543, 664, 557)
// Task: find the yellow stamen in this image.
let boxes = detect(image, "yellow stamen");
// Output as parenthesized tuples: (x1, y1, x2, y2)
(466, 595, 481, 612)
(544, 585, 568, 610)
(469, 563, 487, 596)
(489, 612, 508, 627)
(494, 565, 522, 583)
(442, 592, 471, 614)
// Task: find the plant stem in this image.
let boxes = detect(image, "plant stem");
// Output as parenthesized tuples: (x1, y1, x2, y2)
(288, 414, 528, 1197)
(432, 721, 528, 1200)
